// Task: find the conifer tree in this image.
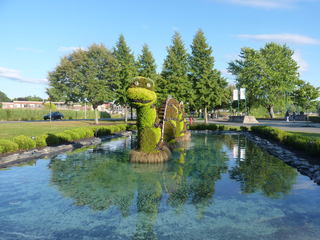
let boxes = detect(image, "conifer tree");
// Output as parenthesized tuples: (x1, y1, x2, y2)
(136, 44, 157, 79)
(189, 30, 225, 123)
(160, 32, 192, 107)
(113, 34, 137, 122)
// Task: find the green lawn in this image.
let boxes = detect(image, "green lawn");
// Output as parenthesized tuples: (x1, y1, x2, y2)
(288, 131, 320, 140)
(0, 120, 131, 139)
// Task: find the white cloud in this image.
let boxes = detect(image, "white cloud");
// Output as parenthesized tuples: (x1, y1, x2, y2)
(58, 46, 85, 52)
(216, 0, 309, 9)
(237, 34, 320, 45)
(292, 51, 308, 72)
(0, 67, 47, 84)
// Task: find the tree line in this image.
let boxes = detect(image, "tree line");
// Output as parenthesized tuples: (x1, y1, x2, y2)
(47, 30, 228, 124)
(47, 30, 319, 123)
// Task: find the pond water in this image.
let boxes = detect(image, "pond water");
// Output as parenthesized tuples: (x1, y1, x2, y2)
(0, 132, 320, 240)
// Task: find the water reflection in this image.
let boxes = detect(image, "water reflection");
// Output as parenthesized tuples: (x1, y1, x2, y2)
(49, 133, 298, 239)
(229, 135, 297, 198)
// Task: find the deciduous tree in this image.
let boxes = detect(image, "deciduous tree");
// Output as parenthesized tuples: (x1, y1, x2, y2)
(228, 43, 300, 118)
(0, 91, 11, 102)
(48, 44, 119, 124)
(292, 81, 320, 112)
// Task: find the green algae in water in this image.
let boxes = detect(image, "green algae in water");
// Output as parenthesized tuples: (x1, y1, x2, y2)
(0, 133, 320, 240)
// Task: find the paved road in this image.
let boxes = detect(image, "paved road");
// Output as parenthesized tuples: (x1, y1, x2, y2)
(199, 119, 320, 134)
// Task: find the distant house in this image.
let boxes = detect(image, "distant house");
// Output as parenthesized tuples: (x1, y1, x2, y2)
(1, 101, 43, 109)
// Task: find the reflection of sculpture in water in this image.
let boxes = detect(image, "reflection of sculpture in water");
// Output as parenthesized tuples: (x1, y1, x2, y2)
(133, 174, 162, 240)
(229, 135, 297, 198)
(127, 76, 190, 163)
(49, 134, 233, 237)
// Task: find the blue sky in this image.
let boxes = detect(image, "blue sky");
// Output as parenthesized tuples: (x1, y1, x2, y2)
(0, 0, 319, 99)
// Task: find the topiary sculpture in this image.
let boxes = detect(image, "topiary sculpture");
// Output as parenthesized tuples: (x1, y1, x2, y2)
(127, 76, 171, 163)
(162, 98, 190, 148)
(127, 76, 190, 163)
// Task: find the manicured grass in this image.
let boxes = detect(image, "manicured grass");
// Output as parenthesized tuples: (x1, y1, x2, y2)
(0, 120, 132, 139)
(288, 131, 320, 140)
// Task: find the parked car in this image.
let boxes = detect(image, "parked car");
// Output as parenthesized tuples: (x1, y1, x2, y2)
(43, 112, 64, 120)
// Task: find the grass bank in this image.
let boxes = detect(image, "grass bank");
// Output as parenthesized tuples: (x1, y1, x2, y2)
(189, 123, 320, 157)
(0, 120, 134, 139)
(0, 123, 137, 155)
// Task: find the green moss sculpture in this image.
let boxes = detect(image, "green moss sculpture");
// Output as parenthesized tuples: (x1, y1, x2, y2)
(127, 77, 171, 163)
(127, 76, 190, 163)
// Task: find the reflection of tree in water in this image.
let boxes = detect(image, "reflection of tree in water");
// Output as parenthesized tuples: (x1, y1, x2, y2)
(50, 147, 166, 239)
(50, 151, 137, 214)
(133, 174, 162, 240)
(49, 134, 234, 238)
(167, 134, 229, 215)
(229, 138, 297, 198)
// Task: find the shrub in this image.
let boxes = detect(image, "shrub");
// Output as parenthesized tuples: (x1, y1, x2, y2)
(35, 135, 48, 148)
(100, 112, 111, 118)
(72, 128, 94, 139)
(126, 124, 137, 131)
(46, 134, 60, 146)
(218, 125, 225, 131)
(46, 133, 73, 146)
(240, 126, 249, 131)
(55, 132, 73, 143)
(251, 126, 320, 156)
(0, 139, 19, 154)
(13, 135, 36, 150)
(189, 124, 207, 130)
(251, 126, 286, 142)
(207, 124, 218, 131)
(64, 130, 81, 141)
(94, 126, 112, 137)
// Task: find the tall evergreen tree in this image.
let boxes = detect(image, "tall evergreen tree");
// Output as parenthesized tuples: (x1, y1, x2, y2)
(113, 34, 137, 122)
(160, 32, 192, 106)
(189, 30, 225, 123)
(136, 44, 157, 79)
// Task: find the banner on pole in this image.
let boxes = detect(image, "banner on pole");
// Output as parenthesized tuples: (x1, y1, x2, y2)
(233, 89, 238, 101)
(240, 88, 246, 100)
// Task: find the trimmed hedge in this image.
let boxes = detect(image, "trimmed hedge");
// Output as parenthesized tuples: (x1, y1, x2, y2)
(126, 124, 137, 131)
(0, 124, 129, 154)
(0, 109, 111, 121)
(0, 139, 19, 154)
(189, 123, 241, 131)
(251, 126, 320, 156)
(35, 135, 48, 148)
(309, 116, 320, 123)
(13, 135, 36, 150)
